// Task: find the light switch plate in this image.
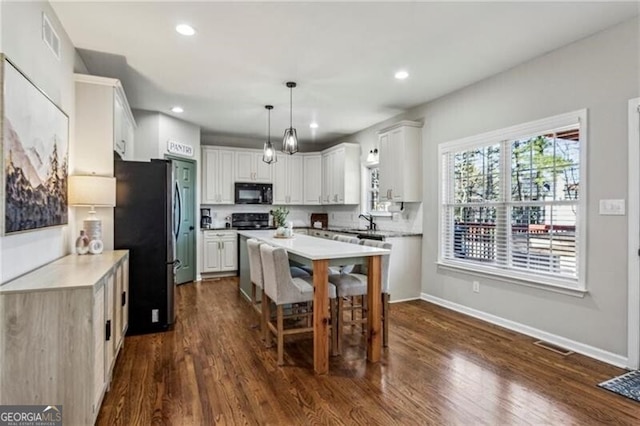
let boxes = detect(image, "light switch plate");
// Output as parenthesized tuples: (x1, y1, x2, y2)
(599, 199, 625, 215)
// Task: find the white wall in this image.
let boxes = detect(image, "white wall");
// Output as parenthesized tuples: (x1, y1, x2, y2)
(0, 1, 75, 283)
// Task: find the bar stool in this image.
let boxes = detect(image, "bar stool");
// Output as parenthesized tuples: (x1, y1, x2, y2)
(247, 238, 264, 315)
(260, 244, 339, 365)
(328, 239, 392, 352)
(247, 238, 268, 341)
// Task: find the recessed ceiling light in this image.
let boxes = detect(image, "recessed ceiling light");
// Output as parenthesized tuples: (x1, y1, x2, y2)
(171, 106, 184, 113)
(175, 24, 195, 36)
(394, 70, 409, 80)
(309, 122, 319, 129)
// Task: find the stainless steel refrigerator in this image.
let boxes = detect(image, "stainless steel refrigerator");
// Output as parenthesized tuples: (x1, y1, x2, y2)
(114, 159, 179, 335)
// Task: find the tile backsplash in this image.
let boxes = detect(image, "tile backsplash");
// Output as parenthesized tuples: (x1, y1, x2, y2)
(201, 204, 322, 227)
(201, 202, 422, 233)
(324, 203, 422, 233)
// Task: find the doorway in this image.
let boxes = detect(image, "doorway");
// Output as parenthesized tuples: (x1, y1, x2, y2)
(628, 97, 640, 370)
(169, 156, 197, 284)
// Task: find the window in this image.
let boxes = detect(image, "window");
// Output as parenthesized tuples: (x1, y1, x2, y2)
(365, 166, 391, 215)
(439, 110, 586, 290)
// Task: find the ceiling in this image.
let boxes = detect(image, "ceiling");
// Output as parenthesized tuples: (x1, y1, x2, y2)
(51, 1, 638, 148)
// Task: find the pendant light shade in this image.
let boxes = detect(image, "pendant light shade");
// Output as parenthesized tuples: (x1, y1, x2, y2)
(262, 105, 277, 164)
(282, 81, 299, 155)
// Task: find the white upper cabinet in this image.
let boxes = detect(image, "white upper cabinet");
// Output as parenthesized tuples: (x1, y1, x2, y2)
(321, 143, 360, 205)
(378, 121, 423, 202)
(75, 74, 136, 174)
(113, 92, 135, 161)
(273, 155, 304, 205)
(303, 154, 322, 205)
(235, 150, 272, 183)
(202, 147, 235, 204)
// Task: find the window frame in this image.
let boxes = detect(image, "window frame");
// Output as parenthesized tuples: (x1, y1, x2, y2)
(437, 109, 588, 292)
(361, 163, 392, 217)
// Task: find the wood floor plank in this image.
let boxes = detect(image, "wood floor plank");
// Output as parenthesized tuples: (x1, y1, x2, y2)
(97, 278, 639, 425)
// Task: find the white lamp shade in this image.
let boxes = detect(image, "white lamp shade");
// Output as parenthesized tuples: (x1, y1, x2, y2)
(68, 175, 116, 207)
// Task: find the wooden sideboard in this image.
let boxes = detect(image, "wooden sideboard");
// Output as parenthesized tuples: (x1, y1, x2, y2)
(0, 250, 129, 425)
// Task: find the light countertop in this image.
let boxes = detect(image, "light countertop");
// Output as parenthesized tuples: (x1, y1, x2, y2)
(305, 227, 422, 238)
(0, 250, 129, 294)
(238, 229, 389, 261)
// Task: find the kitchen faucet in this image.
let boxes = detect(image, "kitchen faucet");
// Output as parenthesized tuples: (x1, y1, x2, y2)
(358, 213, 377, 231)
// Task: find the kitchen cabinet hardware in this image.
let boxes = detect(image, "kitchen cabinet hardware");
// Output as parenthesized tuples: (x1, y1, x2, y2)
(105, 320, 112, 341)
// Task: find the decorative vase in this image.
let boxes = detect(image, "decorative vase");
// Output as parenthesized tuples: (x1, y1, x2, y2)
(89, 239, 104, 255)
(75, 230, 90, 255)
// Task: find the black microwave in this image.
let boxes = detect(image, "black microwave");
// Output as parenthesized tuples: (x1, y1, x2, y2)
(234, 182, 273, 204)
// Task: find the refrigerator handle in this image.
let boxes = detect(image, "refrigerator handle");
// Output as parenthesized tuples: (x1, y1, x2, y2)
(174, 181, 182, 240)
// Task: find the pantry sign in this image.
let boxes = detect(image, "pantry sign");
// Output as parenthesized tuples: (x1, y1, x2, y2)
(167, 140, 194, 157)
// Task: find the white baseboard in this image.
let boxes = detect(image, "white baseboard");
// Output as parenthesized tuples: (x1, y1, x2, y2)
(390, 296, 421, 304)
(420, 293, 629, 369)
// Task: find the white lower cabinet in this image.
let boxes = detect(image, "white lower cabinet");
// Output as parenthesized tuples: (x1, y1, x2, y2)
(203, 231, 238, 273)
(0, 251, 130, 426)
(309, 229, 351, 240)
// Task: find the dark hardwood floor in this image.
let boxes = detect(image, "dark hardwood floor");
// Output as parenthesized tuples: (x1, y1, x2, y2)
(98, 278, 639, 425)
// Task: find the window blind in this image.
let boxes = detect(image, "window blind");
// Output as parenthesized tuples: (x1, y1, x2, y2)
(439, 115, 583, 288)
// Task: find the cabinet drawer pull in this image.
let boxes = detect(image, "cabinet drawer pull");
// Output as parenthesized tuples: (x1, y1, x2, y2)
(121, 291, 126, 307)
(105, 320, 112, 341)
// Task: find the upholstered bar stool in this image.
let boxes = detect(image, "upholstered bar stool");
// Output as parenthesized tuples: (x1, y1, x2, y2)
(247, 238, 265, 316)
(328, 239, 392, 352)
(260, 244, 339, 365)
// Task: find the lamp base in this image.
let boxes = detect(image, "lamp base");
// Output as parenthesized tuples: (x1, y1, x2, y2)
(83, 218, 102, 241)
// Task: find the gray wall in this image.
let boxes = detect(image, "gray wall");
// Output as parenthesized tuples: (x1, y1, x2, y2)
(0, 1, 75, 283)
(132, 110, 203, 279)
(343, 18, 639, 358)
(131, 109, 161, 161)
(420, 17, 638, 357)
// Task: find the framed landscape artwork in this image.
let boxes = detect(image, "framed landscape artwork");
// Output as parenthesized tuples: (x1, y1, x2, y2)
(1, 55, 69, 235)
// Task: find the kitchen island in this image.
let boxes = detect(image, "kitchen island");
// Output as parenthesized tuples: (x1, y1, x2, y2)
(237, 230, 389, 374)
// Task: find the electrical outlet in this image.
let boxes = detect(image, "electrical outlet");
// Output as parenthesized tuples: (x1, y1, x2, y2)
(152, 309, 159, 323)
(473, 281, 480, 293)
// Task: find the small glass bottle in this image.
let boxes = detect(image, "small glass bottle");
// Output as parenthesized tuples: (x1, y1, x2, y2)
(76, 230, 90, 255)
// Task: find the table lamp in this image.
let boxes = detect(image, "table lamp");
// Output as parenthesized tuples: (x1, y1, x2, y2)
(68, 174, 116, 254)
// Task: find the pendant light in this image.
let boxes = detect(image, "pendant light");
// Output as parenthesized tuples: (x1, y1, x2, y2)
(262, 105, 277, 164)
(282, 81, 299, 155)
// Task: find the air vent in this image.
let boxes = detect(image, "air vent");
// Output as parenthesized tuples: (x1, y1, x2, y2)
(42, 13, 61, 60)
(534, 340, 574, 356)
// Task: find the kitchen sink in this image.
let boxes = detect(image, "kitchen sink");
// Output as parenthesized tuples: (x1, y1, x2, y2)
(357, 233, 385, 241)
